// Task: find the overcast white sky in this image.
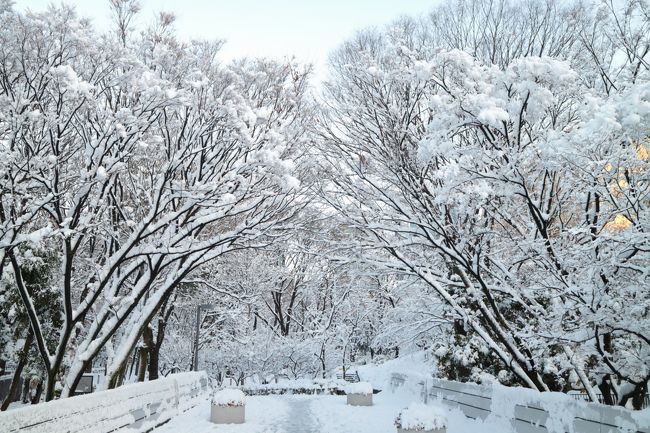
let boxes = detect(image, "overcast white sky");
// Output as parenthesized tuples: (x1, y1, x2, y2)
(22, 0, 436, 75)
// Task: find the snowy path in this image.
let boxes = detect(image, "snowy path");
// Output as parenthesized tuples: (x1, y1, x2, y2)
(153, 395, 290, 433)
(282, 397, 319, 433)
(152, 393, 507, 433)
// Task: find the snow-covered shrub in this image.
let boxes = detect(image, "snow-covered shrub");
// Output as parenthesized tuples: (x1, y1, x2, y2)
(346, 381, 373, 395)
(212, 389, 246, 407)
(240, 378, 349, 395)
(395, 403, 447, 431)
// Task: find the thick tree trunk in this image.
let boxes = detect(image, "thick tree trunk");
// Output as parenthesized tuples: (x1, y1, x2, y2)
(44, 369, 57, 401)
(137, 347, 148, 382)
(598, 375, 614, 406)
(148, 348, 159, 381)
(148, 309, 171, 381)
(0, 331, 33, 411)
(45, 323, 76, 401)
(632, 382, 648, 410)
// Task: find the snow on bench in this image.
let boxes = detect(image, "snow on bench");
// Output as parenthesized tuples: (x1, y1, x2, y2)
(0, 371, 210, 433)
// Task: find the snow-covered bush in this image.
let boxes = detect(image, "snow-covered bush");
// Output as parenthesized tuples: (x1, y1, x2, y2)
(346, 381, 373, 395)
(395, 403, 447, 431)
(212, 389, 246, 407)
(239, 378, 349, 395)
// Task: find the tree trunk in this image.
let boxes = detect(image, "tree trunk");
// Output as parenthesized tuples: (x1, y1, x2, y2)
(1, 330, 33, 411)
(148, 347, 160, 381)
(137, 347, 148, 382)
(44, 322, 75, 401)
(319, 345, 327, 379)
(148, 310, 171, 381)
(107, 358, 128, 389)
(137, 324, 153, 382)
(631, 381, 648, 410)
(44, 368, 56, 401)
(622, 381, 649, 410)
(128, 346, 138, 379)
(598, 375, 614, 406)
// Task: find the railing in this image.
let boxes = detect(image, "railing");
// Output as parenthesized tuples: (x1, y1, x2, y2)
(0, 374, 23, 404)
(422, 377, 650, 433)
(335, 371, 360, 383)
(0, 371, 210, 433)
(569, 391, 650, 410)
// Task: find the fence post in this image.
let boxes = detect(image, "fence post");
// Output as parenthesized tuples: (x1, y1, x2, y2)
(423, 379, 428, 404)
(173, 377, 180, 413)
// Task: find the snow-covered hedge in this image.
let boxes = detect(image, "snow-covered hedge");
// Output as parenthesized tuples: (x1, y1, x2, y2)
(212, 388, 246, 406)
(0, 371, 209, 433)
(239, 378, 349, 395)
(346, 381, 373, 395)
(395, 403, 447, 430)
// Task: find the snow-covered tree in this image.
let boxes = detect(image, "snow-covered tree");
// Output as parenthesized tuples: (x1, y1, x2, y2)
(317, 0, 649, 408)
(1, 0, 648, 412)
(0, 3, 310, 400)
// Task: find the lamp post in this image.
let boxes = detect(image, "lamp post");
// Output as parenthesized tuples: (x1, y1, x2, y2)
(193, 303, 217, 371)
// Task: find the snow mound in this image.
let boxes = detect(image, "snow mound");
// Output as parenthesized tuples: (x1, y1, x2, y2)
(212, 388, 245, 406)
(396, 403, 447, 430)
(346, 381, 373, 395)
(355, 351, 435, 388)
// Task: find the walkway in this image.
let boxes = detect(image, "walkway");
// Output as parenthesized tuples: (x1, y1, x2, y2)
(282, 397, 319, 433)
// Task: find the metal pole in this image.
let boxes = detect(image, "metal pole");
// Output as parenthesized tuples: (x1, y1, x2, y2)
(193, 303, 216, 372)
(193, 306, 201, 371)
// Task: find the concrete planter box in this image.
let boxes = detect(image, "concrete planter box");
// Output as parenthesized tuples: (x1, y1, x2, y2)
(210, 404, 245, 424)
(347, 393, 373, 406)
(397, 428, 446, 433)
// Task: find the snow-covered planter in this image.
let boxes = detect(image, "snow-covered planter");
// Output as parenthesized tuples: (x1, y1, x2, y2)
(210, 389, 246, 424)
(395, 403, 447, 433)
(346, 382, 373, 406)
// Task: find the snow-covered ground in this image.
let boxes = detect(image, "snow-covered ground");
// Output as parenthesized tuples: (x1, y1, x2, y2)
(154, 392, 509, 433)
(153, 354, 511, 433)
(155, 394, 290, 433)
